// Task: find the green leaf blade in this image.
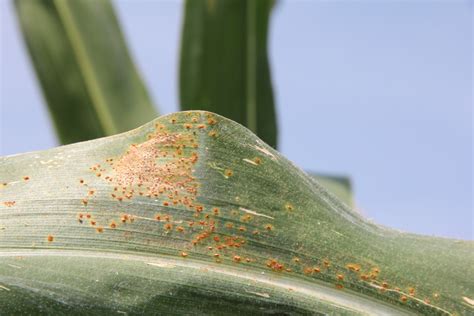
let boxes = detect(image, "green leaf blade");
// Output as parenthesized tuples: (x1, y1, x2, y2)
(14, 0, 157, 144)
(311, 173, 353, 207)
(1, 250, 414, 315)
(179, 0, 278, 148)
(1, 111, 472, 314)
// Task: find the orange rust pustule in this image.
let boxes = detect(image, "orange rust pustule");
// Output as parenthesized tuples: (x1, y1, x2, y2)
(121, 214, 130, 223)
(266, 259, 286, 272)
(346, 263, 361, 272)
(304, 267, 313, 275)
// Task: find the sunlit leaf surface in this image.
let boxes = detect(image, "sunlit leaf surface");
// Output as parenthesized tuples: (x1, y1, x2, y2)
(1, 112, 472, 315)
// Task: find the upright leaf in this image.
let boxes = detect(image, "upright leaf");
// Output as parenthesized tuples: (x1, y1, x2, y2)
(0, 111, 472, 314)
(180, 0, 278, 148)
(311, 173, 353, 207)
(14, 0, 157, 144)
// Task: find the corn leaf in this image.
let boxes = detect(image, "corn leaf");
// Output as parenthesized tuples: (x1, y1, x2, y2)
(14, 0, 157, 145)
(0, 112, 472, 315)
(311, 174, 353, 207)
(179, 0, 278, 148)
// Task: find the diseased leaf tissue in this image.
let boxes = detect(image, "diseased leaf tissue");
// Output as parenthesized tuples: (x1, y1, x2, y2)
(0, 112, 472, 315)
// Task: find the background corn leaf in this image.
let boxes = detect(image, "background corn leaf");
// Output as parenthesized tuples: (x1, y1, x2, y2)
(311, 174, 353, 207)
(179, 0, 278, 148)
(1, 111, 472, 315)
(14, 0, 157, 145)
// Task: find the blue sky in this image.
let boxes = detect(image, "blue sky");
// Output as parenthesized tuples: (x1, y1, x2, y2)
(1, 0, 472, 239)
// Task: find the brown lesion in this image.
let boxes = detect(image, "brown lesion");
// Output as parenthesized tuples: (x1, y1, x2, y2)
(104, 130, 199, 205)
(78, 120, 203, 231)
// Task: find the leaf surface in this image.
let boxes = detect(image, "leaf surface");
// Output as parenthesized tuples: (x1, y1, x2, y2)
(0, 111, 472, 315)
(14, 0, 157, 144)
(180, 0, 278, 148)
(311, 174, 353, 207)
